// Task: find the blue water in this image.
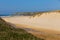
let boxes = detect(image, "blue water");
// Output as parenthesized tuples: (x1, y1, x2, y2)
(0, 10, 16, 16)
(0, 13, 11, 16)
(0, 12, 13, 16)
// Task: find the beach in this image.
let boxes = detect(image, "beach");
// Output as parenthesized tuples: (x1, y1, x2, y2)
(2, 13, 60, 33)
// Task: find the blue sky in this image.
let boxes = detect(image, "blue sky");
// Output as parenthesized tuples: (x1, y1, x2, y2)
(0, 0, 60, 15)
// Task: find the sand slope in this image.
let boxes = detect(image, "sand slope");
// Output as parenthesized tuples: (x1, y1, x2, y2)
(2, 13, 60, 34)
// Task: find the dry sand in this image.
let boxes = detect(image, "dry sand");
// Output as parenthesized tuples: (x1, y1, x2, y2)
(2, 13, 60, 34)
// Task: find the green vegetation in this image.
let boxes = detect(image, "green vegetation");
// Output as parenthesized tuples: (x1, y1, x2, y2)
(0, 17, 44, 40)
(11, 12, 34, 16)
(11, 10, 60, 17)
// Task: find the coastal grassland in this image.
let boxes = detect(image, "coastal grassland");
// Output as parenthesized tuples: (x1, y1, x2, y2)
(0, 18, 44, 40)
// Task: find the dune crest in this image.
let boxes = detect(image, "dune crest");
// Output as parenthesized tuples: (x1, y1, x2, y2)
(31, 12, 60, 31)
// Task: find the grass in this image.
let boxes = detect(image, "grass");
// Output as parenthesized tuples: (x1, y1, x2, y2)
(0, 17, 44, 40)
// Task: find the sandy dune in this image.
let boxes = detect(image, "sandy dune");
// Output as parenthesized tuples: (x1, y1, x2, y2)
(2, 13, 60, 34)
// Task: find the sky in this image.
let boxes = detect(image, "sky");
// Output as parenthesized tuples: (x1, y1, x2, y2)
(0, 0, 60, 15)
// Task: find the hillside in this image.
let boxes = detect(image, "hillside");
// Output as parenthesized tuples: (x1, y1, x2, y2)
(0, 17, 43, 40)
(11, 12, 34, 16)
(32, 10, 60, 17)
(11, 10, 60, 16)
(2, 10, 60, 40)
